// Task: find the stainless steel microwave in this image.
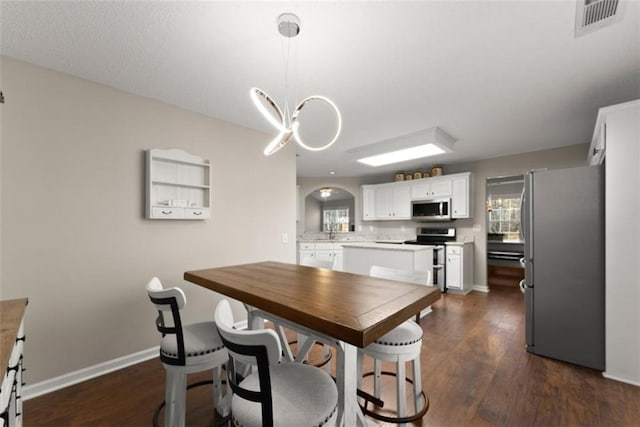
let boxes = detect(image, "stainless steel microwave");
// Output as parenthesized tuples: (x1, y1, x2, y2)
(411, 198, 452, 222)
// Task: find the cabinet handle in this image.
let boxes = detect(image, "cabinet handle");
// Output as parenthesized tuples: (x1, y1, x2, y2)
(592, 147, 600, 156)
(192, 211, 202, 216)
(161, 210, 173, 215)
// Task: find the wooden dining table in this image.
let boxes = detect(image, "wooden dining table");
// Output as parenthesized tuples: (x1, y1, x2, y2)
(184, 261, 441, 426)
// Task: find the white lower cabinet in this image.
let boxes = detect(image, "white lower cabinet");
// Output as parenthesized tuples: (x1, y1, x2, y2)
(315, 243, 336, 265)
(446, 243, 474, 293)
(297, 242, 343, 270)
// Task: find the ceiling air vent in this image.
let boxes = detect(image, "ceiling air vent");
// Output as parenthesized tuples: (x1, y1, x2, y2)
(575, 0, 624, 37)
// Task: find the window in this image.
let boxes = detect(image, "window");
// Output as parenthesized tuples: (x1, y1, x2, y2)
(488, 195, 521, 241)
(323, 208, 349, 232)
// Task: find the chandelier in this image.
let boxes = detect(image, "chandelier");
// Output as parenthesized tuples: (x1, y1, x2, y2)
(250, 13, 342, 156)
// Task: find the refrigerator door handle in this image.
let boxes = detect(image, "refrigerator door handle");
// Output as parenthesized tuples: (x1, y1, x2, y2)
(519, 185, 525, 241)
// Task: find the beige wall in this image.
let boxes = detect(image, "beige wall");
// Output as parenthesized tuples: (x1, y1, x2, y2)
(0, 57, 297, 383)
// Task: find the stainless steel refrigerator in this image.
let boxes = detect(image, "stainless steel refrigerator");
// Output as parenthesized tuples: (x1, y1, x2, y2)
(520, 165, 604, 370)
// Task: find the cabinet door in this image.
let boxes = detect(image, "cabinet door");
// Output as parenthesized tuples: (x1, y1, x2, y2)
(315, 250, 334, 264)
(411, 178, 452, 199)
(411, 181, 430, 200)
(298, 250, 315, 265)
(393, 183, 412, 219)
(446, 253, 461, 289)
(594, 121, 606, 165)
(451, 175, 469, 218)
(430, 178, 453, 198)
(296, 185, 301, 222)
(362, 186, 377, 220)
(375, 186, 394, 219)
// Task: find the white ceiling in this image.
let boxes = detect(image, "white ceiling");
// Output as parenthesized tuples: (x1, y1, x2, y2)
(1, 1, 638, 178)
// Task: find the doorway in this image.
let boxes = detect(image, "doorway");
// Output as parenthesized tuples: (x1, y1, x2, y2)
(486, 175, 525, 289)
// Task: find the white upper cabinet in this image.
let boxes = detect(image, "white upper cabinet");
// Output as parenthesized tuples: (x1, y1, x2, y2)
(410, 177, 452, 200)
(360, 172, 474, 221)
(588, 108, 608, 165)
(451, 172, 473, 219)
(145, 148, 211, 220)
(361, 185, 377, 220)
(374, 182, 411, 220)
(394, 182, 412, 219)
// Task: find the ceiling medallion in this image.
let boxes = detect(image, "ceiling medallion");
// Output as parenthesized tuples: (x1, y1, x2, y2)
(250, 13, 342, 156)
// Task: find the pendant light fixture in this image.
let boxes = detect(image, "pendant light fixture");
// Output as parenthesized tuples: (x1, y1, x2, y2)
(250, 13, 342, 156)
(320, 187, 332, 198)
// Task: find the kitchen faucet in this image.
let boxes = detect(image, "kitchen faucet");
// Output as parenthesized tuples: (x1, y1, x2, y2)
(326, 224, 335, 240)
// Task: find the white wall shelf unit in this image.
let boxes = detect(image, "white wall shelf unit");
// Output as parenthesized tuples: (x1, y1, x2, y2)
(145, 148, 211, 220)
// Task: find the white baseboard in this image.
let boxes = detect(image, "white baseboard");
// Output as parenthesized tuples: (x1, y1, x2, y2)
(23, 346, 159, 401)
(472, 285, 490, 293)
(603, 371, 640, 387)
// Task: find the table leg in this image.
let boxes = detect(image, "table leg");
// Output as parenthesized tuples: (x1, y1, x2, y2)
(336, 342, 372, 427)
(247, 307, 263, 330)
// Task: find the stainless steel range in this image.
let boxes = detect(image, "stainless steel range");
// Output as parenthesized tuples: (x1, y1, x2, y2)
(405, 227, 456, 293)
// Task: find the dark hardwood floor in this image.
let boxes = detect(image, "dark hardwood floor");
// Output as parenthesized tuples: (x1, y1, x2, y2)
(25, 286, 639, 426)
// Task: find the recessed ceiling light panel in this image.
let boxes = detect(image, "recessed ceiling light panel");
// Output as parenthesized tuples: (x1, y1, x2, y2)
(357, 144, 445, 167)
(351, 127, 455, 167)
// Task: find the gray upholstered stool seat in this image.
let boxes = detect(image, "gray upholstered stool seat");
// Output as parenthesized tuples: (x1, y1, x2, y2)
(160, 321, 225, 363)
(373, 320, 422, 347)
(215, 299, 338, 427)
(232, 363, 338, 427)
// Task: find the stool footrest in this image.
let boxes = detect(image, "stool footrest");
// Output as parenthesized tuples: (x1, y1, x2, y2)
(359, 370, 429, 424)
(287, 339, 333, 368)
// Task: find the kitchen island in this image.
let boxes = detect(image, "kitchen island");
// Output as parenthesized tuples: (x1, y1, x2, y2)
(342, 242, 434, 277)
(342, 243, 436, 318)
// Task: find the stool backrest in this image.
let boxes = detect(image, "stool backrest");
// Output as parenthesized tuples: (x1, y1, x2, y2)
(369, 265, 432, 286)
(146, 277, 188, 366)
(215, 299, 283, 427)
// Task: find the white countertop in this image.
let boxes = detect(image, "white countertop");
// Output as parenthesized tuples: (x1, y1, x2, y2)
(341, 242, 435, 252)
(298, 239, 373, 244)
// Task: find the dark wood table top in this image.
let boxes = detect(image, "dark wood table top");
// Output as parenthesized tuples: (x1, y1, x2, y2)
(1, 298, 28, 376)
(184, 261, 440, 348)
